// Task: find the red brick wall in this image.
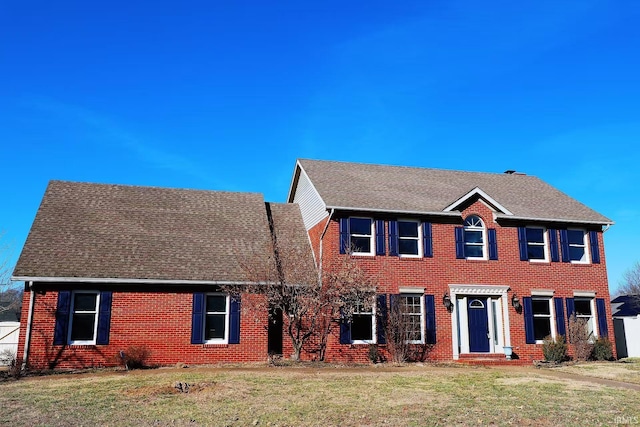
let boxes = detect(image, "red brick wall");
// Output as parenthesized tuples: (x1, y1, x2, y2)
(17, 287, 268, 370)
(308, 200, 615, 363)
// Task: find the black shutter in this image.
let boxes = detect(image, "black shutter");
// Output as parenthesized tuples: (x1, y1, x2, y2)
(596, 298, 608, 337)
(559, 230, 570, 263)
(191, 293, 205, 344)
(339, 218, 349, 254)
(548, 229, 559, 262)
(388, 220, 398, 256)
(589, 231, 600, 264)
(523, 297, 535, 344)
(229, 295, 241, 344)
(518, 227, 528, 261)
(376, 294, 387, 344)
(422, 222, 433, 258)
(53, 291, 71, 346)
(96, 291, 112, 345)
(375, 220, 386, 256)
(488, 228, 498, 260)
(566, 298, 575, 320)
(424, 295, 436, 344)
(454, 227, 465, 259)
(554, 297, 566, 337)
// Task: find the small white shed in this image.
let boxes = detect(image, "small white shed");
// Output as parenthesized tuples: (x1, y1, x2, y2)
(0, 321, 20, 365)
(612, 295, 640, 359)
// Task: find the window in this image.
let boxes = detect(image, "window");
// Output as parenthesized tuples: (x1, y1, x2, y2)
(401, 295, 425, 343)
(525, 227, 548, 261)
(567, 229, 589, 263)
(69, 291, 100, 345)
(349, 217, 374, 255)
(532, 297, 553, 342)
(463, 215, 486, 259)
(351, 299, 376, 343)
(205, 294, 230, 343)
(574, 298, 595, 339)
(398, 220, 421, 257)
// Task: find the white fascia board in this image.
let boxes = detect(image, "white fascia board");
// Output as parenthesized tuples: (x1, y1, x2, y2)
(494, 214, 615, 227)
(326, 206, 462, 218)
(11, 276, 275, 286)
(443, 187, 513, 216)
(286, 160, 303, 203)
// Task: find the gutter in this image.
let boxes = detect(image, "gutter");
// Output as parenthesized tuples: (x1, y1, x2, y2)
(22, 282, 34, 371)
(318, 208, 336, 283)
(494, 214, 614, 227)
(10, 276, 275, 286)
(325, 205, 462, 217)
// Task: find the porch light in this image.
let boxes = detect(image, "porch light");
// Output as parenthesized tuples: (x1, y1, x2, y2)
(511, 294, 522, 312)
(442, 293, 453, 312)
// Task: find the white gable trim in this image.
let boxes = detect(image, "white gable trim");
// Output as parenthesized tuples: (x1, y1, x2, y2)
(443, 187, 513, 216)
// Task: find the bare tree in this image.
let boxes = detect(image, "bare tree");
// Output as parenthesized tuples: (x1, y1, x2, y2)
(618, 261, 640, 296)
(225, 232, 377, 361)
(0, 231, 21, 319)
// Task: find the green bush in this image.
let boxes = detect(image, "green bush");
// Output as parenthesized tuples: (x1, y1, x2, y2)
(591, 337, 613, 361)
(542, 335, 567, 363)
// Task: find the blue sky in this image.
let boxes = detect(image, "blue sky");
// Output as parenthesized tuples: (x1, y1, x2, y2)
(1, 1, 639, 292)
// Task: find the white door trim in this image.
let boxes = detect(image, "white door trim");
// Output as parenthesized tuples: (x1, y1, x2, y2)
(449, 284, 511, 360)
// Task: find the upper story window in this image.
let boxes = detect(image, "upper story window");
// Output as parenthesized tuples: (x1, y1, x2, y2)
(398, 220, 421, 257)
(343, 217, 374, 256)
(566, 229, 589, 263)
(525, 227, 548, 262)
(463, 215, 486, 260)
(69, 291, 100, 345)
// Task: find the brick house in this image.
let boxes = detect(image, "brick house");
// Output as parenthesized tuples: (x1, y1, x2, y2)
(12, 159, 615, 369)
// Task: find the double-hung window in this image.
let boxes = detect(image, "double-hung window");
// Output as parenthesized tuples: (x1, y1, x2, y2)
(69, 291, 100, 345)
(574, 298, 595, 339)
(205, 294, 230, 343)
(398, 220, 421, 257)
(463, 215, 486, 259)
(525, 227, 548, 261)
(567, 229, 589, 263)
(350, 300, 376, 344)
(349, 218, 374, 255)
(401, 295, 425, 344)
(531, 297, 554, 342)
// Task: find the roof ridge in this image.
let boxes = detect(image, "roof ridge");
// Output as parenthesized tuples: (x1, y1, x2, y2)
(297, 158, 531, 178)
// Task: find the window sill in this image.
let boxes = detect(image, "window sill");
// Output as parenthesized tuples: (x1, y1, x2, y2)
(202, 343, 229, 348)
(65, 344, 97, 349)
(570, 262, 592, 267)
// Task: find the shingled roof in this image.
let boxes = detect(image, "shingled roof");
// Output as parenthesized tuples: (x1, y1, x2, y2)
(293, 159, 613, 225)
(13, 181, 282, 283)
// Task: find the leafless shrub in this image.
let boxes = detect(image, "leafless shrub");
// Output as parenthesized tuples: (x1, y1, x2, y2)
(117, 345, 151, 370)
(1, 349, 21, 379)
(568, 315, 593, 361)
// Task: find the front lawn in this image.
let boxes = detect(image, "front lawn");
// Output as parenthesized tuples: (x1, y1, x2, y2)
(1, 363, 639, 426)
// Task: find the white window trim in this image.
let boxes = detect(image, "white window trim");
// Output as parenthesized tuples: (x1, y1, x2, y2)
(526, 226, 549, 263)
(532, 296, 556, 344)
(397, 219, 422, 258)
(68, 290, 100, 346)
(351, 300, 377, 345)
(349, 217, 375, 257)
(464, 216, 487, 260)
(204, 293, 230, 344)
(574, 297, 597, 339)
(568, 228, 590, 264)
(401, 294, 425, 344)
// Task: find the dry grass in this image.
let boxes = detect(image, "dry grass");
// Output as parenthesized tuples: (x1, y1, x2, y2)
(1, 363, 639, 426)
(553, 358, 640, 385)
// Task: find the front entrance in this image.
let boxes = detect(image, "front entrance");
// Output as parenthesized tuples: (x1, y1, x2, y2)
(449, 285, 512, 360)
(467, 298, 490, 352)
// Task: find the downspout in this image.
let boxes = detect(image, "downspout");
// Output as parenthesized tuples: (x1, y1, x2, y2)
(318, 208, 336, 283)
(603, 224, 611, 233)
(22, 281, 35, 371)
